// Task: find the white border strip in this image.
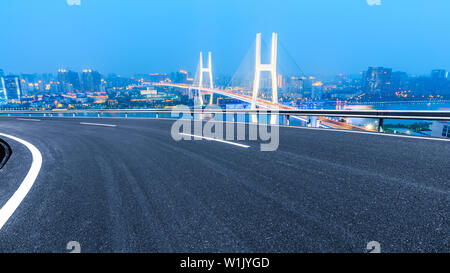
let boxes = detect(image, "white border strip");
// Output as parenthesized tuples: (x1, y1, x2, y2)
(179, 133, 250, 148)
(0, 133, 42, 230)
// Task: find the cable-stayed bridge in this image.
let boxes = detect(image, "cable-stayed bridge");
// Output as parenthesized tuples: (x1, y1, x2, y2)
(155, 33, 290, 112)
(152, 33, 366, 130)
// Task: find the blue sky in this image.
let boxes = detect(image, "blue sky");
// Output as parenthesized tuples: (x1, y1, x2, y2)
(0, 0, 449, 76)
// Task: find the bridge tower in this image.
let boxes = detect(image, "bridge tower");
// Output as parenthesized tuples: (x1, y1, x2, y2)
(197, 51, 214, 105)
(251, 33, 278, 124)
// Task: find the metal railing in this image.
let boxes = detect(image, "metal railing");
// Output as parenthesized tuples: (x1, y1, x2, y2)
(1, 108, 450, 118)
(1, 108, 450, 134)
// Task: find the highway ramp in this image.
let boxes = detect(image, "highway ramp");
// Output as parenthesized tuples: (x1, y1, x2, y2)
(0, 117, 448, 253)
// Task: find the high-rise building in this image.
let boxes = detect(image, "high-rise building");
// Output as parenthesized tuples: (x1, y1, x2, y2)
(1, 75, 22, 103)
(172, 70, 193, 84)
(430, 69, 448, 94)
(0, 69, 4, 92)
(431, 69, 447, 80)
(286, 76, 303, 94)
(68, 71, 81, 91)
(81, 69, 102, 92)
(362, 67, 392, 94)
(57, 69, 69, 85)
(311, 81, 324, 99)
(19, 74, 38, 96)
(302, 76, 313, 97)
(58, 69, 81, 92)
(391, 71, 408, 91)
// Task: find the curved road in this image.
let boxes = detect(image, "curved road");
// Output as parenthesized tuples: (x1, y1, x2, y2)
(0, 117, 448, 253)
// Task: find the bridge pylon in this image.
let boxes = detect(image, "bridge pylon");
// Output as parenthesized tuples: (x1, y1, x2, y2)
(196, 51, 214, 105)
(251, 33, 279, 124)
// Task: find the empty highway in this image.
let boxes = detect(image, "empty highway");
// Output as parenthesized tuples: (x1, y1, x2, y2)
(0, 117, 449, 253)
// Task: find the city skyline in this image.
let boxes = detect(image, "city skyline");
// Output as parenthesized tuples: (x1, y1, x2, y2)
(0, 1, 449, 256)
(1, 64, 448, 110)
(1, 0, 450, 75)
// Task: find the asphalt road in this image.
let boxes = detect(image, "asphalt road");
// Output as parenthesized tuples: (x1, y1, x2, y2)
(0, 117, 448, 253)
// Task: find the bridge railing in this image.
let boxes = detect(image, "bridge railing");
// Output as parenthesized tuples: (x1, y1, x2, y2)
(1, 108, 450, 135)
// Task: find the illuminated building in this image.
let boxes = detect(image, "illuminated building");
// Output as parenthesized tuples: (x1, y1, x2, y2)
(311, 81, 324, 99)
(81, 69, 102, 92)
(58, 69, 81, 92)
(362, 67, 392, 94)
(1, 75, 22, 103)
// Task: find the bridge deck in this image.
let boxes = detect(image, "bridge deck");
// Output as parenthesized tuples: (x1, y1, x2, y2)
(156, 83, 368, 130)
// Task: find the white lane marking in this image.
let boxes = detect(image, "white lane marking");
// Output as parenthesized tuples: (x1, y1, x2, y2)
(80, 122, 117, 127)
(179, 133, 250, 148)
(17, 118, 41, 122)
(0, 133, 42, 230)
